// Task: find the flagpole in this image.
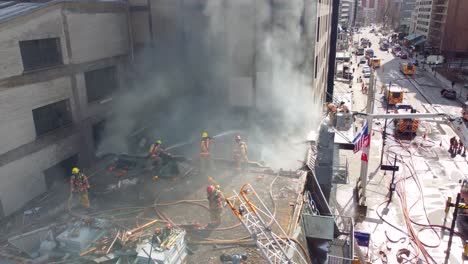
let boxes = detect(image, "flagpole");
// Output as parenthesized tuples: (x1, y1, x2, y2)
(358, 68, 376, 210)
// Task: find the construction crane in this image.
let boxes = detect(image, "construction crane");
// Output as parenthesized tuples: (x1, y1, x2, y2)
(225, 184, 309, 264)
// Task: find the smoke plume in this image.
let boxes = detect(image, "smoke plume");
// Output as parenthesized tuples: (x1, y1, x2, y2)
(97, 0, 322, 170)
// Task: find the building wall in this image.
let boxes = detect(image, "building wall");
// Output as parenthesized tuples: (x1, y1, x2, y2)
(0, 8, 68, 80)
(0, 2, 129, 218)
(67, 12, 129, 64)
(0, 133, 79, 216)
(440, 0, 468, 56)
(130, 11, 151, 46)
(0, 77, 73, 155)
(339, 0, 352, 28)
(413, 0, 432, 37)
(315, 0, 332, 104)
(400, 0, 415, 28)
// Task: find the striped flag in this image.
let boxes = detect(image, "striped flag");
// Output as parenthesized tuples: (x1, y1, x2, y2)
(353, 121, 370, 153)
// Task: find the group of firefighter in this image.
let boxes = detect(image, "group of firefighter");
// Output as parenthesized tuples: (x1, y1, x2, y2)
(69, 132, 248, 226)
(449, 136, 466, 157)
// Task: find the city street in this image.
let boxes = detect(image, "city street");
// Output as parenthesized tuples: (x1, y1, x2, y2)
(333, 27, 467, 263)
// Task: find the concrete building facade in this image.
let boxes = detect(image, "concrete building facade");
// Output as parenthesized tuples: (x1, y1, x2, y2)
(338, 0, 355, 29)
(428, 0, 468, 57)
(399, 0, 416, 33)
(410, 0, 433, 38)
(360, 0, 380, 25)
(0, 1, 130, 218)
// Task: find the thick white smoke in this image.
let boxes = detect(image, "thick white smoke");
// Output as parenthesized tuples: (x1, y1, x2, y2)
(97, 0, 323, 170)
(204, 0, 322, 169)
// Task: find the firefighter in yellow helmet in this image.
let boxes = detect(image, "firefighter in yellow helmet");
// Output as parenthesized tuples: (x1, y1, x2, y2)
(70, 167, 91, 208)
(200, 132, 213, 175)
(148, 139, 170, 168)
(233, 135, 248, 172)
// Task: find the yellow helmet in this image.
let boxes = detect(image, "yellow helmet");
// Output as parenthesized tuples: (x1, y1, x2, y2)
(202, 132, 208, 138)
(156, 139, 162, 145)
(72, 167, 79, 174)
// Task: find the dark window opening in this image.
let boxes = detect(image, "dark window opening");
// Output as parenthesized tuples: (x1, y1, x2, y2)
(32, 99, 72, 137)
(317, 17, 321, 42)
(19, 38, 63, 71)
(315, 56, 318, 78)
(92, 120, 107, 153)
(43, 154, 78, 190)
(85, 66, 118, 102)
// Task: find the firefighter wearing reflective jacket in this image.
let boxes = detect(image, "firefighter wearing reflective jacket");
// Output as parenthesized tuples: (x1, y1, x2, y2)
(458, 138, 466, 157)
(200, 132, 213, 175)
(207, 184, 223, 226)
(149, 139, 168, 167)
(449, 136, 457, 155)
(70, 167, 91, 208)
(233, 135, 248, 171)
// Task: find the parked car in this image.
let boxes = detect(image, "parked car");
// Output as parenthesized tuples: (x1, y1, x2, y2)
(400, 53, 408, 59)
(441, 89, 457, 100)
(362, 66, 371, 78)
(360, 57, 367, 64)
(343, 72, 353, 80)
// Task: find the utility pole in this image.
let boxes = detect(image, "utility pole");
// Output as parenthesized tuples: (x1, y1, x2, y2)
(444, 192, 461, 264)
(387, 155, 397, 203)
(358, 69, 375, 208)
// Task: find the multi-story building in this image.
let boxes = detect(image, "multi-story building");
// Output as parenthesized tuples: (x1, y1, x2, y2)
(0, 0, 130, 218)
(339, 0, 355, 29)
(399, 0, 416, 33)
(362, 0, 378, 25)
(408, 0, 468, 57)
(412, 0, 433, 37)
(428, 0, 468, 57)
(355, 0, 364, 26)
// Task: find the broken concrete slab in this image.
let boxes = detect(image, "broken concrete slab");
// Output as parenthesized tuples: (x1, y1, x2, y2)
(8, 226, 53, 258)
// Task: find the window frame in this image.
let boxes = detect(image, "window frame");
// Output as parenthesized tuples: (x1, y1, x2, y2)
(19, 38, 63, 72)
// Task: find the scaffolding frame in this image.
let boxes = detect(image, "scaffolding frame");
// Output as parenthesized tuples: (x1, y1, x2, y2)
(225, 184, 308, 264)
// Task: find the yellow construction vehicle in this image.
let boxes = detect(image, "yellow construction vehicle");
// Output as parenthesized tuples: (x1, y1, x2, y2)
(368, 57, 381, 68)
(400, 62, 415, 75)
(384, 83, 404, 105)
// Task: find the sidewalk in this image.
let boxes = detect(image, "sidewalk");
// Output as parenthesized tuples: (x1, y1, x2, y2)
(417, 64, 468, 103)
(331, 56, 405, 263)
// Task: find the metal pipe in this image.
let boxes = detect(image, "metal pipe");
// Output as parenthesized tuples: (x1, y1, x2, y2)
(388, 155, 397, 203)
(444, 192, 461, 264)
(355, 112, 446, 119)
(127, 219, 159, 236)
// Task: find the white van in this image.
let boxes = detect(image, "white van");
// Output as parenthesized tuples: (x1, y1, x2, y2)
(426, 55, 444, 65)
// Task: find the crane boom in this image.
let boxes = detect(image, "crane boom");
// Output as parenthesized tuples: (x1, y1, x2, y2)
(225, 184, 309, 264)
(351, 112, 468, 147)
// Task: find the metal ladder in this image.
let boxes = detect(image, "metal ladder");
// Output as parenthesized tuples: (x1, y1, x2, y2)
(225, 184, 308, 264)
